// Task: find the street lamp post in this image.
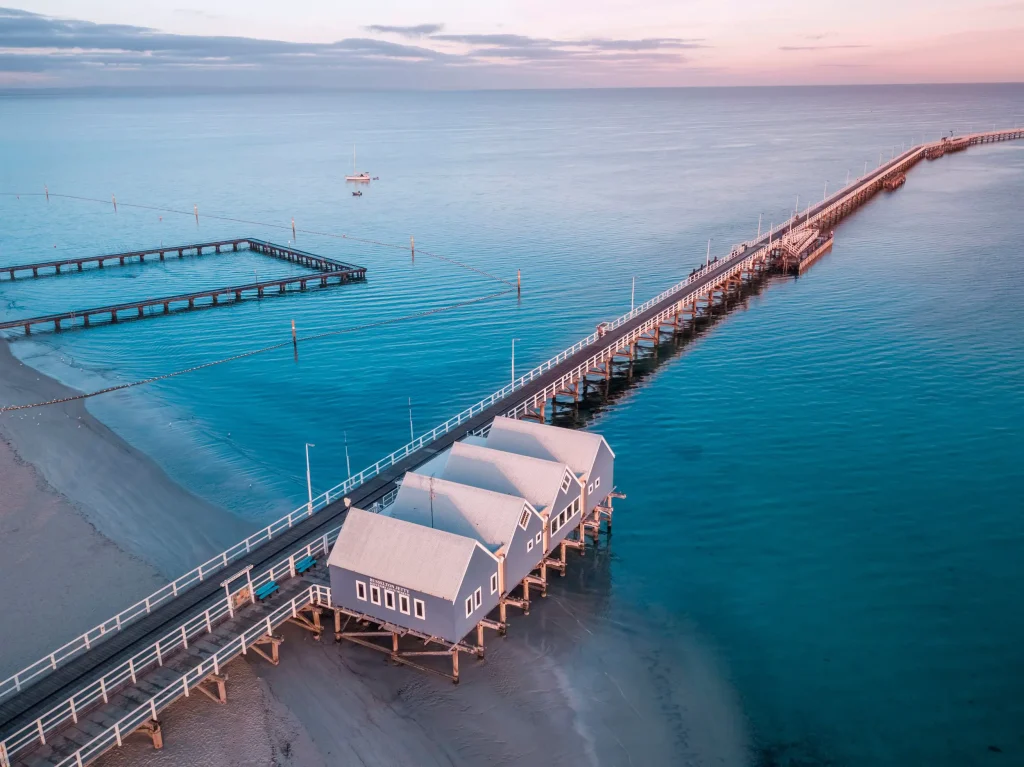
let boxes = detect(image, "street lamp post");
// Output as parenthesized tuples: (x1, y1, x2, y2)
(305, 443, 315, 514)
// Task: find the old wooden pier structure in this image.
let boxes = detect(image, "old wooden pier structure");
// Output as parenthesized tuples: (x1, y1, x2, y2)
(1, 128, 1021, 767)
(0, 239, 366, 335)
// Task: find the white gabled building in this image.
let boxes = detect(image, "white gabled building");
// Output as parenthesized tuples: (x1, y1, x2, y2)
(327, 507, 500, 645)
(483, 416, 615, 517)
(389, 473, 545, 611)
(424, 441, 585, 562)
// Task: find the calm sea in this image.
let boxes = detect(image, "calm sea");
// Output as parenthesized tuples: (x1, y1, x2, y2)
(2, 85, 1023, 765)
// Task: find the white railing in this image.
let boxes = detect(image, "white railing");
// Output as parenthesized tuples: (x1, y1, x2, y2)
(51, 584, 333, 767)
(0, 487, 397, 766)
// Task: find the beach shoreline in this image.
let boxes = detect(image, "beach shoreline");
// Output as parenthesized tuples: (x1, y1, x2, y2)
(0, 337, 254, 678)
(0, 339, 254, 578)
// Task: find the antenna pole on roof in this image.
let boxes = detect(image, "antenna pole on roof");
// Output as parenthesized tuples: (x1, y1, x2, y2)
(429, 475, 435, 529)
(408, 397, 414, 442)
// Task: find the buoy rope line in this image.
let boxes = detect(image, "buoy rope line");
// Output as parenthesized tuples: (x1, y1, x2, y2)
(0, 288, 514, 413)
(0, 191, 515, 287)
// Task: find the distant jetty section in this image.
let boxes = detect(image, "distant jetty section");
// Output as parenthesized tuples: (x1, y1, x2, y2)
(0, 239, 366, 335)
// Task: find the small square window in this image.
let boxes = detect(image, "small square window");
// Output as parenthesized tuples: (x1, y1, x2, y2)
(399, 593, 410, 615)
(414, 598, 426, 619)
(490, 573, 498, 594)
(588, 483, 594, 494)
(535, 531, 542, 545)
(474, 587, 482, 609)
(384, 590, 395, 610)
(370, 585, 381, 605)
(594, 477, 601, 489)
(527, 538, 534, 552)
(519, 508, 530, 530)
(356, 581, 367, 601)
(465, 595, 474, 617)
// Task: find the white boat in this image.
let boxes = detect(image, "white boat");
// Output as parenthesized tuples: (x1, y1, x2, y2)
(345, 145, 370, 182)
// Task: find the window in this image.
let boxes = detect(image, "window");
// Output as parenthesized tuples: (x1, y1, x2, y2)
(474, 587, 482, 609)
(414, 599, 426, 619)
(465, 595, 474, 617)
(519, 508, 531, 530)
(588, 482, 594, 494)
(561, 470, 573, 492)
(370, 585, 381, 605)
(550, 515, 559, 534)
(535, 531, 542, 545)
(573, 497, 581, 514)
(490, 573, 499, 594)
(356, 581, 367, 601)
(527, 538, 534, 552)
(399, 593, 410, 615)
(384, 590, 395, 610)
(594, 477, 601, 489)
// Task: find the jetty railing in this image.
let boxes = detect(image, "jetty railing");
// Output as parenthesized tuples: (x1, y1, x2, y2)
(0, 490, 397, 766)
(53, 584, 332, 767)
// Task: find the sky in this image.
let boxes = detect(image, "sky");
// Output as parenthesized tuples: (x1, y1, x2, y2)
(1, 1, 1023, 88)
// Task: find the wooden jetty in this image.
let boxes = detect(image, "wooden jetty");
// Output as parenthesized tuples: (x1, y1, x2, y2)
(0, 239, 366, 335)
(2, 127, 1023, 767)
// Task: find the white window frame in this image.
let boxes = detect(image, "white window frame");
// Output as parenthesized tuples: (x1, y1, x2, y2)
(399, 593, 410, 615)
(384, 590, 395, 610)
(535, 531, 542, 545)
(370, 584, 381, 606)
(594, 477, 601, 489)
(465, 595, 474, 617)
(561, 470, 573, 492)
(414, 598, 426, 619)
(588, 482, 594, 494)
(474, 587, 482, 609)
(550, 515, 559, 534)
(356, 581, 367, 601)
(527, 538, 534, 552)
(519, 508, 531, 530)
(490, 573, 498, 595)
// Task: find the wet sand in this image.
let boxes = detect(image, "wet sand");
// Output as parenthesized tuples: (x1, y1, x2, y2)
(0, 434, 165, 679)
(0, 340, 254, 578)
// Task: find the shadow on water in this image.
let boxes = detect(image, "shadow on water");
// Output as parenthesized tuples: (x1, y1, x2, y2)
(550, 273, 790, 430)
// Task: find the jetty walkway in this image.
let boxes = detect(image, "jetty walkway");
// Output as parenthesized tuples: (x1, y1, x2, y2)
(1, 128, 1021, 767)
(0, 239, 366, 335)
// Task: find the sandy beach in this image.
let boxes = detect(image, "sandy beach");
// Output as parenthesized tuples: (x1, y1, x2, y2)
(0, 340, 254, 578)
(0, 338, 253, 679)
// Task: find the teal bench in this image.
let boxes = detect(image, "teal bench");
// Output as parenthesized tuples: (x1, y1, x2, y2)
(295, 555, 316, 574)
(254, 581, 279, 600)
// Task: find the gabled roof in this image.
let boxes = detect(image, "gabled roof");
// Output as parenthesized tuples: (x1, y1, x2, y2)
(439, 441, 572, 514)
(391, 472, 531, 553)
(484, 416, 611, 477)
(328, 507, 492, 602)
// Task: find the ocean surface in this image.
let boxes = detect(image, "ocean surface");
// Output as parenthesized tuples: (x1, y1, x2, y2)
(2, 85, 1023, 765)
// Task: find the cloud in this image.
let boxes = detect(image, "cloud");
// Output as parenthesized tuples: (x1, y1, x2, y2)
(0, 7, 705, 88)
(364, 23, 444, 38)
(779, 44, 869, 51)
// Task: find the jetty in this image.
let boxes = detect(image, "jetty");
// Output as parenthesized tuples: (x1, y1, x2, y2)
(0, 127, 1021, 767)
(0, 239, 366, 335)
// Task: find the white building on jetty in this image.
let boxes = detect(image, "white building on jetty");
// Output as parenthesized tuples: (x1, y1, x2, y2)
(325, 417, 617, 682)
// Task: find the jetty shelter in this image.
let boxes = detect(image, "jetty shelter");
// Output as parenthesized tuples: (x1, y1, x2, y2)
(420, 440, 584, 557)
(327, 507, 500, 645)
(389, 472, 546, 600)
(483, 416, 614, 515)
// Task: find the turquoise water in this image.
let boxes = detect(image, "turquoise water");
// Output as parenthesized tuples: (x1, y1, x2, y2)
(2, 85, 1024, 764)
